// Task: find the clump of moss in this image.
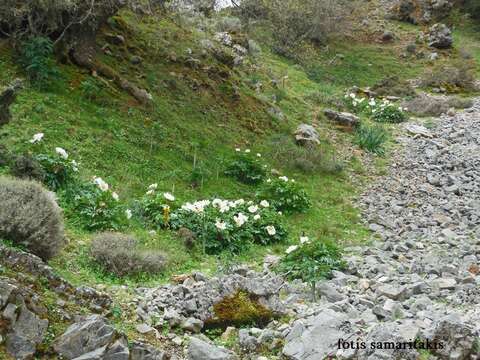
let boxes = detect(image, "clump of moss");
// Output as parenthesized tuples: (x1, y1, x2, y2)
(205, 291, 274, 330)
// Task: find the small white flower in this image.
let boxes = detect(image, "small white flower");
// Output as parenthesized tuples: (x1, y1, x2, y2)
(55, 147, 68, 160)
(146, 190, 155, 195)
(248, 205, 258, 213)
(260, 200, 269, 208)
(112, 192, 119, 201)
(349, 93, 356, 99)
(163, 192, 175, 201)
(291, 179, 295, 183)
(71, 160, 79, 172)
(278, 211, 283, 216)
(266, 225, 276, 236)
(125, 209, 133, 219)
(285, 245, 298, 254)
(266, 178, 272, 183)
(254, 214, 261, 220)
(215, 220, 227, 231)
(29, 133, 44, 144)
(148, 183, 158, 190)
(257, 153, 262, 157)
(233, 213, 248, 227)
(93, 177, 109, 192)
(148, 230, 157, 236)
(279, 176, 289, 182)
(245, 149, 251, 153)
(235, 148, 241, 152)
(300, 236, 310, 244)
(235, 199, 245, 206)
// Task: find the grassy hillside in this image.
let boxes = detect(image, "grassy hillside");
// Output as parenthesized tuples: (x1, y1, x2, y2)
(0, 6, 478, 290)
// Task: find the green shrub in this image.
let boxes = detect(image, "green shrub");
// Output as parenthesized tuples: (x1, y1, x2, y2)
(63, 179, 124, 231)
(225, 150, 266, 185)
(276, 237, 344, 299)
(170, 198, 287, 254)
(90, 232, 166, 277)
(34, 151, 78, 190)
(372, 103, 407, 123)
(19, 37, 59, 89)
(355, 125, 388, 156)
(135, 185, 177, 228)
(256, 177, 311, 214)
(80, 78, 103, 101)
(0, 177, 65, 260)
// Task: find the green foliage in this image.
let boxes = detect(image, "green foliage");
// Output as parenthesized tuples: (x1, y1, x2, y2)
(465, 0, 480, 20)
(206, 290, 274, 329)
(257, 177, 311, 214)
(135, 185, 176, 228)
(90, 232, 166, 277)
(277, 238, 344, 298)
(34, 152, 78, 191)
(80, 78, 103, 101)
(19, 37, 59, 88)
(372, 103, 407, 123)
(0, 177, 65, 260)
(225, 150, 267, 185)
(170, 198, 287, 254)
(63, 181, 124, 232)
(355, 124, 388, 156)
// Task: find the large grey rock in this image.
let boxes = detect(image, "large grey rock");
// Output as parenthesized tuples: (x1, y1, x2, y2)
(105, 338, 130, 360)
(426, 313, 479, 359)
(0, 279, 16, 308)
(130, 341, 167, 360)
(188, 337, 238, 360)
(282, 309, 354, 359)
(428, 23, 453, 49)
(324, 109, 360, 128)
(54, 315, 116, 359)
(294, 124, 320, 146)
(5, 304, 48, 360)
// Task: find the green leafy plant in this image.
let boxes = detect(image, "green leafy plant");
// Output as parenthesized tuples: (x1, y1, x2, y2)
(63, 180, 124, 232)
(34, 152, 78, 191)
(135, 185, 176, 228)
(19, 37, 59, 88)
(225, 150, 267, 185)
(354, 124, 388, 156)
(372, 103, 407, 123)
(170, 198, 287, 255)
(256, 176, 311, 214)
(277, 237, 344, 300)
(80, 78, 103, 101)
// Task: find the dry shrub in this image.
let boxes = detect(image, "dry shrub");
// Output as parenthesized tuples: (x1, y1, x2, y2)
(421, 60, 477, 93)
(11, 155, 45, 182)
(0, 176, 65, 260)
(269, 135, 344, 175)
(90, 232, 166, 277)
(402, 94, 473, 117)
(237, 0, 351, 57)
(371, 76, 416, 98)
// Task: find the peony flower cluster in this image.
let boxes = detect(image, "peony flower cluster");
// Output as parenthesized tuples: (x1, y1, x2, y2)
(285, 235, 311, 254)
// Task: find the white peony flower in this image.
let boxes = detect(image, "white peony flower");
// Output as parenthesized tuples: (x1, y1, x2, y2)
(29, 133, 44, 144)
(248, 205, 258, 213)
(260, 200, 269, 208)
(278, 211, 283, 216)
(254, 214, 261, 221)
(112, 192, 119, 201)
(300, 236, 310, 245)
(285, 245, 298, 254)
(257, 153, 262, 157)
(212, 198, 223, 207)
(125, 209, 133, 219)
(235, 199, 245, 206)
(163, 192, 175, 201)
(93, 177, 109, 192)
(55, 147, 68, 160)
(279, 176, 289, 182)
(215, 220, 227, 231)
(146, 190, 155, 195)
(245, 149, 251, 153)
(266, 178, 272, 183)
(233, 213, 248, 227)
(148, 183, 158, 190)
(266, 225, 276, 236)
(235, 148, 241, 152)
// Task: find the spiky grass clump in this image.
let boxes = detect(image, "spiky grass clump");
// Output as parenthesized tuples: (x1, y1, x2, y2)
(0, 177, 65, 260)
(354, 124, 388, 156)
